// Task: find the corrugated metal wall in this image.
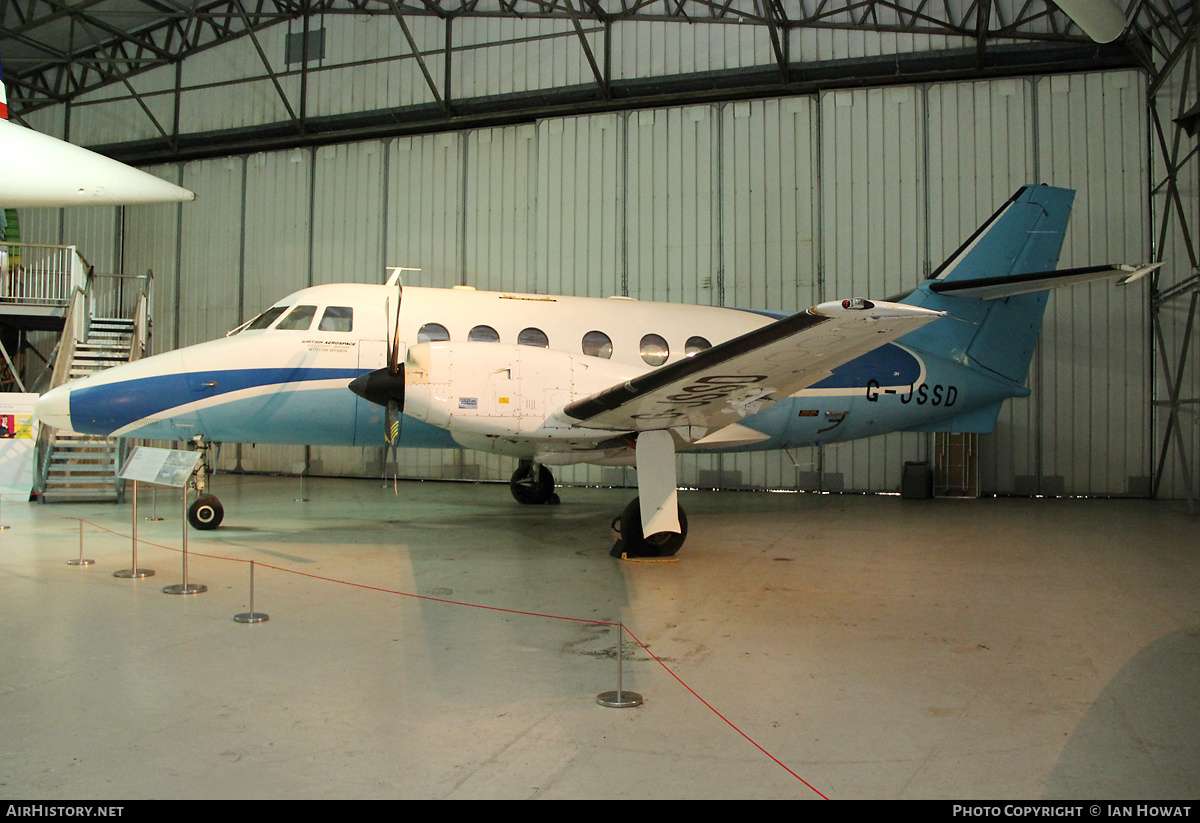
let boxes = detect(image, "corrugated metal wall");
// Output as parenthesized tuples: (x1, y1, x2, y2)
(41, 4, 1073, 146)
(18, 69, 1153, 496)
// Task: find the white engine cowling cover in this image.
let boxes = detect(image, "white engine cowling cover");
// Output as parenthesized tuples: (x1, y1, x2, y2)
(403, 342, 642, 440)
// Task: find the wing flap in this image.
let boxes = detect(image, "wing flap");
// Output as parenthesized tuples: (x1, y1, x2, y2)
(557, 300, 943, 433)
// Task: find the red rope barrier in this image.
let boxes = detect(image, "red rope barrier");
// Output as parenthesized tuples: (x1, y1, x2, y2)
(2, 490, 828, 798)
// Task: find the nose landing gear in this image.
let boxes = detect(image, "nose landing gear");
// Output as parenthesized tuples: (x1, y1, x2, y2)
(186, 436, 224, 530)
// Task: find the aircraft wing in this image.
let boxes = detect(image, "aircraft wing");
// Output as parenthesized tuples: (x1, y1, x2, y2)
(0, 119, 195, 206)
(556, 299, 943, 433)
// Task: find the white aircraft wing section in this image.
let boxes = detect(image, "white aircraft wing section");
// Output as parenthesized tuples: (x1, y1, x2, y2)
(556, 300, 943, 434)
(0, 119, 195, 206)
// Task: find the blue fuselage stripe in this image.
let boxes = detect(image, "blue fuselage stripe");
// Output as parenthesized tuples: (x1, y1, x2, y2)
(70, 368, 363, 434)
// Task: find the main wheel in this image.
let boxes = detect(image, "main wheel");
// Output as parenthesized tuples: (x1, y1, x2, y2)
(188, 493, 224, 530)
(510, 462, 557, 505)
(616, 497, 687, 557)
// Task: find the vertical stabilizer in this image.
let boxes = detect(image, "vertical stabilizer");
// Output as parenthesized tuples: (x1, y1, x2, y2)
(904, 185, 1075, 385)
(0, 49, 8, 120)
(930, 185, 1074, 285)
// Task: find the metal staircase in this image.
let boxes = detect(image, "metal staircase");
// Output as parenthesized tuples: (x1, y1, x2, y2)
(69, 317, 134, 379)
(39, 317, 136, 502)
(0, 242, 153, 504)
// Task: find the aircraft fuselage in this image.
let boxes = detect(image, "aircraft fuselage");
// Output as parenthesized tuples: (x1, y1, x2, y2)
(39, 282, 1024, 461)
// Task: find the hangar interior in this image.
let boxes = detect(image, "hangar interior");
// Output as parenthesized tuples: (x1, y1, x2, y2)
(1, 0, 1199, 800)
(4, 0, 1197, 499)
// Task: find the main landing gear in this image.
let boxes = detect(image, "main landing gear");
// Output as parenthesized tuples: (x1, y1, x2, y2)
(611, 497, 688, 558)
(509, 459, 560, 506)
(186, 437, 224, 531)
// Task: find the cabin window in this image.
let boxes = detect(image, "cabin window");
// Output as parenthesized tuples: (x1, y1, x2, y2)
(417, 323, 450, 343)
(685, 336, 712, 356)
(243, 306, 288, 332)
(468, 325, 500, 343)
(640, 333, 669, 366)
(319, 306, 353, 332)
(582, 330, 612, 359)
(276, 305, 317, 331)
(518, 327, 549, 348)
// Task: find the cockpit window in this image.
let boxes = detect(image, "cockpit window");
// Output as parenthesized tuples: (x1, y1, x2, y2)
(468, 325, 500, 343)
(418, 323, 450, 343)
(319, 306, 353, 332)
(276, 305, 317, 331)
(242, 306, 288, 332)
(582, 330, 613, 359)
(518, 327, 549, 348)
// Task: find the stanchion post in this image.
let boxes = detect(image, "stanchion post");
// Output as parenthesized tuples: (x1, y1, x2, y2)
(115, 479, 154, 579)
(163, 480, 206, 595)
(597, 623, 642, 708)
(67, 519, 95, 566)
(234, 561, 269, 624)
(146, 487, 163, 522)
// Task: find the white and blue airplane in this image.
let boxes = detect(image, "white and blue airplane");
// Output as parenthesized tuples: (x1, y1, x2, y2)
(35, 185, 1155, 556)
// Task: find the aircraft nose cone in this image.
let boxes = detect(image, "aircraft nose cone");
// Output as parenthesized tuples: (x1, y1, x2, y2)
(36, 385, 75, 432)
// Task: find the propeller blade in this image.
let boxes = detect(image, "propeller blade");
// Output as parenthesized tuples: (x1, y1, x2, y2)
(386, 399, 401, 446)
(388, 279, 403, 377)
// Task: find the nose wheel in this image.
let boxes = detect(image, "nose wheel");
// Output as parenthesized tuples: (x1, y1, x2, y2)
(187, 493, 224, 530)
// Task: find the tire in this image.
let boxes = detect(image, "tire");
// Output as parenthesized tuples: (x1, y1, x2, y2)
(188, 493, 224, 530)
(510, 463, 556, 505)
(617, 497, 687, 557)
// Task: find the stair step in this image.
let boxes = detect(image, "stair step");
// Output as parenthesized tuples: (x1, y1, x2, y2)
(39, 489, 120, 503)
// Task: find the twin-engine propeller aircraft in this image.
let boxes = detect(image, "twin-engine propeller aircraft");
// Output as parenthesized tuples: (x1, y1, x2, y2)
(35, 185, 1155, 556)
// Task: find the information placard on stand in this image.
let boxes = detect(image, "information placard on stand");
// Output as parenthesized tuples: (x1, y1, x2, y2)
(119, 446, 207, 593)
(119, 447, 203, 488)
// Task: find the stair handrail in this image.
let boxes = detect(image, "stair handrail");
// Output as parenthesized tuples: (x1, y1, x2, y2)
(50, 285, 86, 390)
(31, 417, 53, 498)
(130, 269, 153, 362)
(32, 282, 87, 498)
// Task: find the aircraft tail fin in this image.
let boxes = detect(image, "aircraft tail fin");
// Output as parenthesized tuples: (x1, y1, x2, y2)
(928, 185, 1074, 285)
(1, 48, 9, 120)
(902, 185, 1075, 386)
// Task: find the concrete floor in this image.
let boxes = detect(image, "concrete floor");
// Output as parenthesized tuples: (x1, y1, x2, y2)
(0, 475, 1197, 800)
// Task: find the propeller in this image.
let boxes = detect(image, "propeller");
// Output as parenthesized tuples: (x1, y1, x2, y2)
(348, 275, 406, 448)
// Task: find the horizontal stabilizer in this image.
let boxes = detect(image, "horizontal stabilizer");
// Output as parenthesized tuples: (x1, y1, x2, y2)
(927, 263, 1161, 300)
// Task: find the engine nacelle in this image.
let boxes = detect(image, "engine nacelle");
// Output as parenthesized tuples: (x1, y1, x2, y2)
(403, 342, 640, 439)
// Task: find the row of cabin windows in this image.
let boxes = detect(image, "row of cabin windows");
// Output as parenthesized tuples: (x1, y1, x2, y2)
(418, 322, 712, 366)
(237, 306, 711, 366)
